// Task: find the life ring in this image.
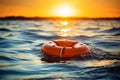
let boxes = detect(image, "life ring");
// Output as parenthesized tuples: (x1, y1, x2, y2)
(41, 39, 90, 58)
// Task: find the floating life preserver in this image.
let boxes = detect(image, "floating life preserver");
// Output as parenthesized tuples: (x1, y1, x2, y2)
(41, 39, 90, 58)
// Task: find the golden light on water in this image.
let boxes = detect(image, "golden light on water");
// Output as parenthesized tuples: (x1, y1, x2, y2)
(59, 21, 68, 26)
(83, 60, 120, 67)
(60, 27, 72, 37)
(61, 28, 72, 32)
(55, 20, 79, 37)
(55, 78, 62, 80)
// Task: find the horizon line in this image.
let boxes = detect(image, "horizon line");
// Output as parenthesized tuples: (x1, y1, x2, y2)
(0, 16, 120, 18)
(0, 16, 120, 20)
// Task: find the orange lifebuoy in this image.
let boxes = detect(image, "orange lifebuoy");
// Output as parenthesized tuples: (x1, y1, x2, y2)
(41, 39, 90, 58)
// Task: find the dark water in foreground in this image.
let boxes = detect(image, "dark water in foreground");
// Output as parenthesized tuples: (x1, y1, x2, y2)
(0, 20, 120, 80)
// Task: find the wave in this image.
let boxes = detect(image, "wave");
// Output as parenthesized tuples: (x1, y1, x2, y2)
(0, 56, 15, 61)
(0, 28, 11, 32)
(102, 27, 120, 33)
(20, 31, 57, 40)
(95, 41, 120, 47)
(113, 32, 120, 36)
(84, 28, 100, 31)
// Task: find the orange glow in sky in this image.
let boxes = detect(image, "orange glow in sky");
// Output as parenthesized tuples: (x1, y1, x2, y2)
(0, 0, 120, 18)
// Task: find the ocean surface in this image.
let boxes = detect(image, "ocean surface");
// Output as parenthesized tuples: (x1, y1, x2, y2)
(0, 19, 120, 80)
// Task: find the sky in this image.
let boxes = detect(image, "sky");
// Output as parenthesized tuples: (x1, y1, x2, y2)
(0, 0, 120, 18)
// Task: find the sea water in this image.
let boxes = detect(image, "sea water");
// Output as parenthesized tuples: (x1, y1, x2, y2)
(0, 19, 120, 80)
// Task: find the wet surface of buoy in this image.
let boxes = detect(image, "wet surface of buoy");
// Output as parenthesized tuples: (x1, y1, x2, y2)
(41, 39, 90, 58)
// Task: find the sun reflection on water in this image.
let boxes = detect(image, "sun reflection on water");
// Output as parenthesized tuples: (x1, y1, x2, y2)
(55, 78, 62, 80)
(54, 20, 78, 37)
(59, 21, 68, 26)
(60, 28, 72, 32)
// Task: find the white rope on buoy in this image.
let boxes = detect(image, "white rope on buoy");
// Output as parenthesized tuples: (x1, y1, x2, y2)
(60, 47, 64, 59)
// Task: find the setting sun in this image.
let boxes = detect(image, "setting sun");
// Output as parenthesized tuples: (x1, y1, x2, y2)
(53, 4, 75, 17)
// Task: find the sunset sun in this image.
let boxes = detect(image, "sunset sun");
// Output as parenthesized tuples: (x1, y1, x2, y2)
(53, 4, 75, 17)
